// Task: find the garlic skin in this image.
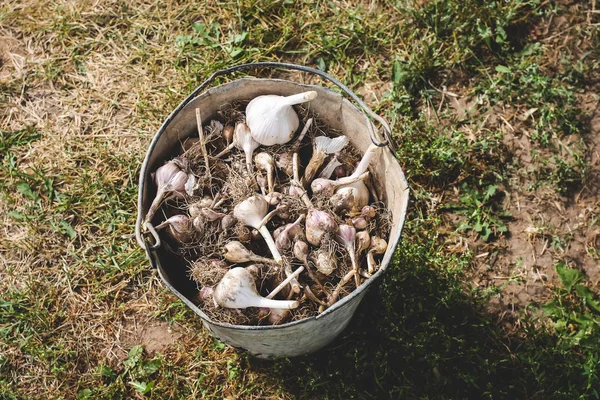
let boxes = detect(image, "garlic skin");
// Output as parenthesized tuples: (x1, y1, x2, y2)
(303, 136, 348, 185)
(213, 267, 299, 309)
(246, 91, 318, 146)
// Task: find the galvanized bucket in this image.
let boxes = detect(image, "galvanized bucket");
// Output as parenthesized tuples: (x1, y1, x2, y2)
(135, 62, 409, 359)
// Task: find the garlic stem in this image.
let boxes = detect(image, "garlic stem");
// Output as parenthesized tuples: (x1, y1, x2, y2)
(223, 241, 277, 265)
(215, 142, 235, 158)
(256, 208, 280, 230)
(318, 156, 342, 179)
(292, 153, 314, 208)
(258, 225, 283, 265)
(284, 262, 302, 294)
(195, 108, 211, 180)
(349, 144, 381, 180)
(327, 269, 356, 307)
(280, 91, 318, 106)
(294, 240, 328, 295)
(304, 285, 328, 307)
(294, 117, 313, 146)
(266, 266, 304, 299)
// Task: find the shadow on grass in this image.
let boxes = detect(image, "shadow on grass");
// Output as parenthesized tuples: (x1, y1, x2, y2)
(247, 241, 591, 399)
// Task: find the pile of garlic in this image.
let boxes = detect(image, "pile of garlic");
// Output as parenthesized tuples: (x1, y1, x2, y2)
(145, 91, 390, 325)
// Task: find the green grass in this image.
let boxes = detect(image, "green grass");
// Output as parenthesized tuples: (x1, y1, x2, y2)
(1, 0, 599, 398)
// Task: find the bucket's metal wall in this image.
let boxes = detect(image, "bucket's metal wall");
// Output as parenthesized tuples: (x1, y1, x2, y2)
(138, 78, 409, 358)
(202, 289, 368, 358)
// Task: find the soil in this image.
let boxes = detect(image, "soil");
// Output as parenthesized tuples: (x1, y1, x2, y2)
(118, 319, 182, 356)
(463, 90, 600, 329)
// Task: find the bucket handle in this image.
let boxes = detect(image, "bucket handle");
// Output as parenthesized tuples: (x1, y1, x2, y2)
(188, 62, 396, 152)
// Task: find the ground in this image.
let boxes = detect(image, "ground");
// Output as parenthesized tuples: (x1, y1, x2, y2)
(1, 0, 599, 399)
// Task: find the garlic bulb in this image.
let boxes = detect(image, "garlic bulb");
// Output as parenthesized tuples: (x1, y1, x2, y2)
(305, 209, 337, 247)
(233, 195, 283, 264)
(310, 171, 370, 198)
(155, 214, 194, 243)
(303, 136, 348, 185)
(145, 158, 193, 224)
(331, 180, 370, 213)
(311, 248, 336, 276)
(275, 215, 305, 251)
(338, 224, 360, 287)
(246, 91, 318, 146)
(255, 152, 275, 193)
(223, 241, 277, 264)
(367, 236, 388, 274)
(213, 267, 299, 309)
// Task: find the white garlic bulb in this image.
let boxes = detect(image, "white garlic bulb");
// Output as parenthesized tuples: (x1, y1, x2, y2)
(213, 267, 299, 310)
(246, 91, 318, 146)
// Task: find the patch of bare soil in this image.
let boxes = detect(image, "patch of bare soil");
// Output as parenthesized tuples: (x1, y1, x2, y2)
(468, 91, 600, 328)
(103, 318, 183, 365)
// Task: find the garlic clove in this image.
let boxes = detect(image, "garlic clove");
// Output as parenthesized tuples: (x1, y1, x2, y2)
(213, 267, 299, 309)
(222, 124, 234, 144)
(246, 91, 318, 146)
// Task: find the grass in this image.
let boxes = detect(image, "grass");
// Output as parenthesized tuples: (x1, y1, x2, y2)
(1, 0, 599, 398)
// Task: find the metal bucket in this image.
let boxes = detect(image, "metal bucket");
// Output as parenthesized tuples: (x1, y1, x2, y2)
(135, 63, 409, 359)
